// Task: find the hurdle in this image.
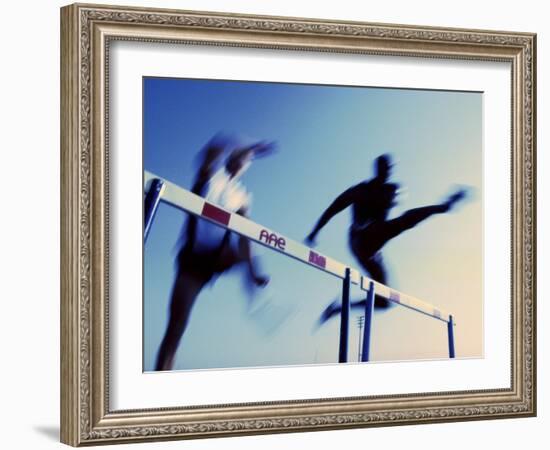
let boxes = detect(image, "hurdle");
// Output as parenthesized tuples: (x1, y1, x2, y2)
(144, 170, 457, 362)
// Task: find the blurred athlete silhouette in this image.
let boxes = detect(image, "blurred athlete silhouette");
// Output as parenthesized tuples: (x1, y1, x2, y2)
(305, 154, 466, 324)
(155, 134, 275, 371)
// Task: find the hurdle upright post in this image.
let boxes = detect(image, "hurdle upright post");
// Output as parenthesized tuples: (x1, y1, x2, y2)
(144, 178, 165, 241)
(361, 281, 375, 362)
(338, 268, 351, 363)
(447, 315, 456, 359)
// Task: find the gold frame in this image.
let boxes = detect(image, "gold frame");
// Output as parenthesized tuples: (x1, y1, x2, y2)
(60, 3, 536, 446)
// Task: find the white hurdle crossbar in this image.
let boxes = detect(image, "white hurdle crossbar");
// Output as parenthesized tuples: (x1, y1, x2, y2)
(144, 170, 456, 361)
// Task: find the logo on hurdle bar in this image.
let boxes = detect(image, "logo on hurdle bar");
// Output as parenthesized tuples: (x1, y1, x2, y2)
(390, 291, 401, 303)
(259, 229, 286, 251)
(308, 250, 326, 269)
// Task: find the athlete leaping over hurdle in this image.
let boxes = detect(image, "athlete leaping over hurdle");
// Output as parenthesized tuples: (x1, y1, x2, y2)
(155, 134, 275, 371)
(305, 154, 467, 323)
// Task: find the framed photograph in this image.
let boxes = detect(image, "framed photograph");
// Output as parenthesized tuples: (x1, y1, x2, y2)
(60, 3, 536, 446)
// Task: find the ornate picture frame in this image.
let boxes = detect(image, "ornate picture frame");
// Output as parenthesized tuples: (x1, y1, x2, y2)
(60, 3, 536, 446)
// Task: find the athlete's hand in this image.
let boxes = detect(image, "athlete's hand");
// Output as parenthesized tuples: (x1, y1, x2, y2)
(305, 233, 317, 247)
(250, 140, 277, 158)
(253, 274, 270, 287)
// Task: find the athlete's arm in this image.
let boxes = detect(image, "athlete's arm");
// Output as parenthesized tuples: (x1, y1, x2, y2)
(236, 206, 269, 287)
(306, 185, 358, 245)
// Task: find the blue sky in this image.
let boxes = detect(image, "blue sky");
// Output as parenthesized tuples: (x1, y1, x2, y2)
(143, 77, 482, 371)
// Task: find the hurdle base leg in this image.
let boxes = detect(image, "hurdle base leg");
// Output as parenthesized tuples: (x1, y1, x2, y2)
(144, 178, 165, 241)
(447, 315, 456, 359)
(361, 282, 375, 362)
(338, 268, 351, 363)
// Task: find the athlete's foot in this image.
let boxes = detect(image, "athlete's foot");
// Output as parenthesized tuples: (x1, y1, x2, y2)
(374, 296, 392, 309)
(444, 188, 467, 211)
(253, 274, 270, 287)
(318, 300, 342, 326)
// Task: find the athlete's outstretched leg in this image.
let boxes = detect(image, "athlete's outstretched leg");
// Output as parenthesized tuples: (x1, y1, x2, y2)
(155, 272, 210, 371)
(385, 190, 466, 241)
(385, 205, 446, 238)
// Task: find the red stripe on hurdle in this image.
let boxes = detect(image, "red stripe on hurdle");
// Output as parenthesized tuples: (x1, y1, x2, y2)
(201, 202, 231, 226)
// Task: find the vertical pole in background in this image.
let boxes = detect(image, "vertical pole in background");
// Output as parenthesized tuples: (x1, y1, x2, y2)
(447, 315, 456, 359)
(357, 316, 365, 362)
(338, 268, 351, 363)
(361, 281, 375, 362)
(144, 178, 165, 242)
